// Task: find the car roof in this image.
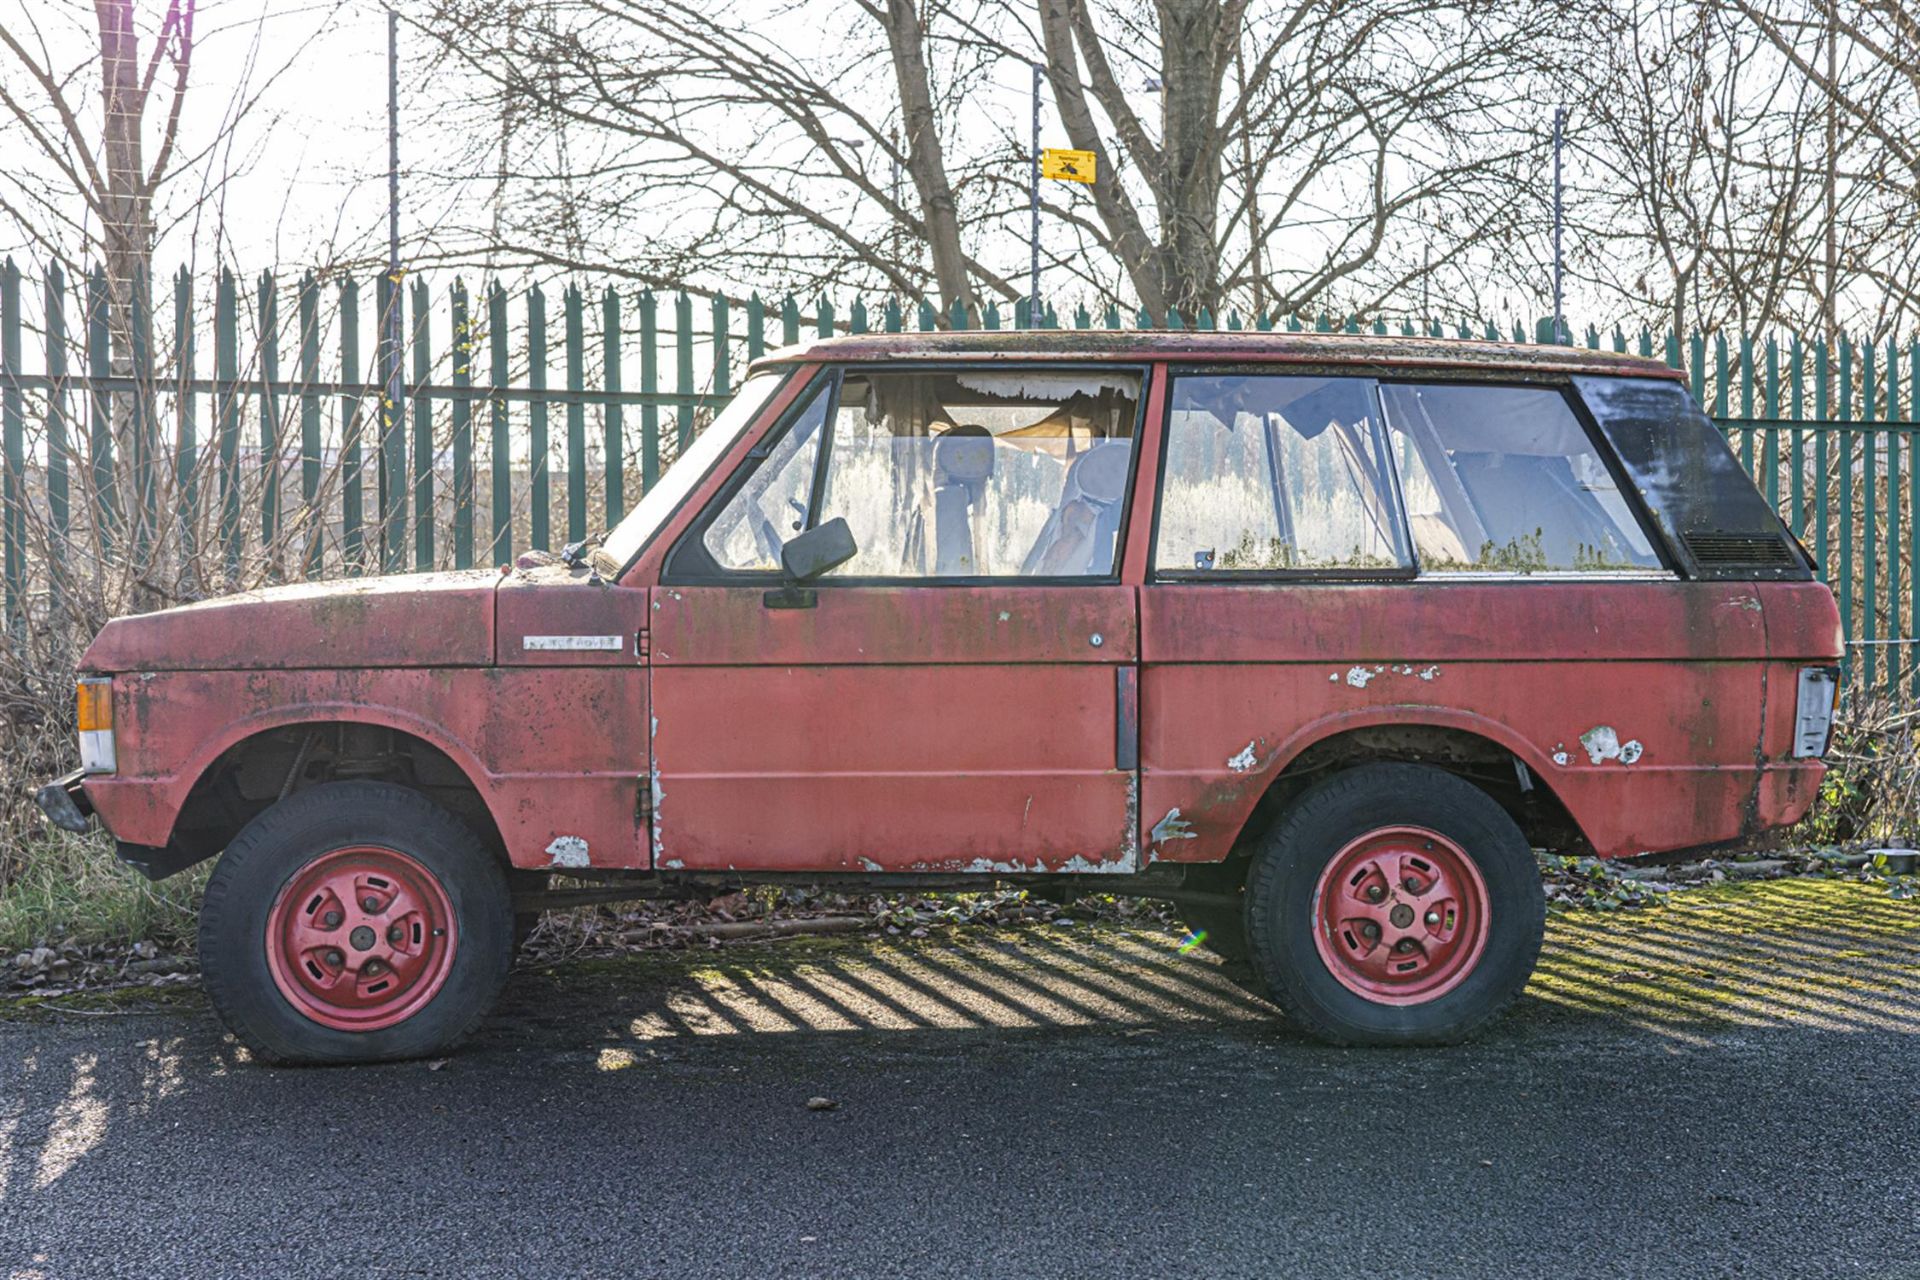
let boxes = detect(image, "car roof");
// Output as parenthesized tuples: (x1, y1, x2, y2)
(747, 329, 1684, 381)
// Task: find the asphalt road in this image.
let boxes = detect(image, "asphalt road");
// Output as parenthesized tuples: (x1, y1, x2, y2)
(3, 887, 1918, 1279)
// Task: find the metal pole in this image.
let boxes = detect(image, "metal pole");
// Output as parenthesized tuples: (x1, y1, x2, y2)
(1029, 63, 1041, 328)
(1552, 105, 1565, 345)
(382, 5, 404, 570)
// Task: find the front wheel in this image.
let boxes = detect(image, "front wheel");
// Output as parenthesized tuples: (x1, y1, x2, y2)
(199, 781, 514, 1065)
(1244, 763, 1544, 1046)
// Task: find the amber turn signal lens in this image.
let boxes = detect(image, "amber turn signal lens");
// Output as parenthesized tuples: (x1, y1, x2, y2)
(76, 678, 112, 732)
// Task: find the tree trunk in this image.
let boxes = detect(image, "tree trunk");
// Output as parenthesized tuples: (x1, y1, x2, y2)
(1155, 0, 1231, 316)
(878, 0, 975, 320)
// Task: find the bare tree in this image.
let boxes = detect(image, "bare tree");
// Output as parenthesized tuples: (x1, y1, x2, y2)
(412, 0, 1566, 323)
(1024, 0, 1561, 319)
(1, 0, 193, 342)
(1726, 0, 1920, 326)
(414, 0, 1014, 316)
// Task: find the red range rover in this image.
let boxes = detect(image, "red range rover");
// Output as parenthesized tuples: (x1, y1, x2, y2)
(38, 332, 1841, 1062)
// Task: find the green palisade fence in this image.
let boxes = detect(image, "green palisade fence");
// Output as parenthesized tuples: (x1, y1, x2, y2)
(0, 259, 1916, 693)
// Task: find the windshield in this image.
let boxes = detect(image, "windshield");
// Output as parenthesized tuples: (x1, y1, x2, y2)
(602, 370, 788, 569)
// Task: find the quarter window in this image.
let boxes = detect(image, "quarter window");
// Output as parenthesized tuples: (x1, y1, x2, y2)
(1378, 383, 1662, 573)
(1154, 375, 1410, 574)
(701, 384, 829, 571)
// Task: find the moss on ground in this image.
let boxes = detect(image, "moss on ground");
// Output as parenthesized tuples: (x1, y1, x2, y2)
(7, 879, 1915, 1037)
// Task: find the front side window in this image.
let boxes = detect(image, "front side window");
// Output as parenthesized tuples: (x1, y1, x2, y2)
(1379, 383, 1662, 573)
(677, 366, 1141, 580)
(1154, 374, 1410, 574)
(819, 370, 1138, 578)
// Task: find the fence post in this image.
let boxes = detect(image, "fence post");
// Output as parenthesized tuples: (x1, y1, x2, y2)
(299, 272, 321, 578)
(639, 289, 658, 492)
(1885, 338, 1901, 689)
(528, 284, 549, 551)
(488, 280, 510, 564)
(47, 266, 71, 605)
(565, 283, 586, 545)
(1815, 339, 1830, 579)
(216, 267, 241, 581)
(411, 277, 434, 570)
(1840, 335, 1855, 664)
(340, 276, 364, 574)
(602, 286, 623, 526)
(1789, 335, 1805, 540)
(783, 295, 800, 345)
(1864, 341, 1878, 687)
(1, 259, 22, 625)
(676, 291, 696, 451)
(257, 272, 281, 571)
(86, 268, 117, 551)
(1763, 336, 1779, 510)
(375, 269, 406, 573)
(746, 293, 765, 363)
(451, 278, 474, 568)
(1737, 333, 1754, 471)
(712, 294, 731, 396)
(131, 269, 155, 561)
(1910, 339, 1920, 695)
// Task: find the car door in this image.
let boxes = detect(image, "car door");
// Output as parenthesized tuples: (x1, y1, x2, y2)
(647, 362, 1147, 874)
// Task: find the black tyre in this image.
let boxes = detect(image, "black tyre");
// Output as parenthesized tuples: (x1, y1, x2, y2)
(199, 781, 514, 1065)
(1244, 763, 1544, 1046)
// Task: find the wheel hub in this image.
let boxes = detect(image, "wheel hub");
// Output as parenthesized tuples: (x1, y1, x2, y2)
(1310, 826, 1490, 1006)
(264, 845, 458, 1031)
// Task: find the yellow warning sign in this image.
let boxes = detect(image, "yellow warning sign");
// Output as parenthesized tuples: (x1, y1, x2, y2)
(1041, 148, 1097, 183)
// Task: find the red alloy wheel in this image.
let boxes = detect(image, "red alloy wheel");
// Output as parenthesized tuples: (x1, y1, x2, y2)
(264, 846, 459, 1032)
(1310, 826, 1490, 1006)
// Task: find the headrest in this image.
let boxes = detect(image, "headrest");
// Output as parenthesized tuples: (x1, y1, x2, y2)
(935, 424, 996, 485)
(1065, 441, 1130, 504)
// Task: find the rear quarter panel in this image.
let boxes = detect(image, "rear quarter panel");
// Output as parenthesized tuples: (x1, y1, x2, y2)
(1140, 580, 1788, 861)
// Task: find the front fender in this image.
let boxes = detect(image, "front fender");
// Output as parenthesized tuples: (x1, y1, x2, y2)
(86, 667, 648, 871)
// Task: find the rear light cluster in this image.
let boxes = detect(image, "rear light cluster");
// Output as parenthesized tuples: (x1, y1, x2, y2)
(1792, 666, 1840, 759)
(76, 677, 115, 774)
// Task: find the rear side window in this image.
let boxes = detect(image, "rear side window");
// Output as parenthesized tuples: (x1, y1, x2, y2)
(1378, 384, 1663, 574)
(1155, 375, 1410, 574)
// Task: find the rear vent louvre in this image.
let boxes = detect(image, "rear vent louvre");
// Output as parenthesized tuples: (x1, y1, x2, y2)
(1683, 532, 1798, 568)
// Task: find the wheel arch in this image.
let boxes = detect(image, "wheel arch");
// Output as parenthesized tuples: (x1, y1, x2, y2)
(135, 707, 509, 878)
(1219, 709, 1586, 874)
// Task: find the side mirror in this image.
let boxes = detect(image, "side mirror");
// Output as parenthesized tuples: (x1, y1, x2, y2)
(780, 517, 857, 582)
(766, 517, 857, 609)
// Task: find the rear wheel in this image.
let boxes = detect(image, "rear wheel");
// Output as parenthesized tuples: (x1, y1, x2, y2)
(1244, 763, 1543, 1046)
(199, 781, 513, 1065)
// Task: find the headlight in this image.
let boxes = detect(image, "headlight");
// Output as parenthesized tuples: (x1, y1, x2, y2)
(1792, 666, 1840, 759)
(76, 677, 116, 774)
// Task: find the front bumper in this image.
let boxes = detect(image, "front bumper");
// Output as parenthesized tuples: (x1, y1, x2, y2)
(34, 769, 94, 834)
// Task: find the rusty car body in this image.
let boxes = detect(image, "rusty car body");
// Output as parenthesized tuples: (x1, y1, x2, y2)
(39, 331, 1842, 1061)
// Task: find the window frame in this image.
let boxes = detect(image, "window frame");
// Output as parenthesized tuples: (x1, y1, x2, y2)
(1148, 365, 1419, 584)
(1376, 374, 1678, 581)
(663, 360, 1152, 587)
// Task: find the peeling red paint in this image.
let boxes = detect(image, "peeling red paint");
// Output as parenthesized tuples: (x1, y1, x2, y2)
(68, 343, 1839, 889)
(82, 570, 500, 672)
